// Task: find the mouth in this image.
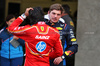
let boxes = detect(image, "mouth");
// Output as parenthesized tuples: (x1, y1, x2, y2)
(52, 18, 57, 21)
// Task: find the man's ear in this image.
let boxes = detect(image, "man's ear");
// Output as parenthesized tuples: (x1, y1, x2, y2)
(48, 11, 50, 14)
(6, 21, 8, 25)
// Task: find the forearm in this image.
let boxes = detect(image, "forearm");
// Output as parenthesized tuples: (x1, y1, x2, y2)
(49, 51, 60, 59)
(8, 14, 26, 32)
(62, 44, 78, 58)
(49, 39, 63, 59)
(17, 38, 25, 46)
(67, 44, 78, 53)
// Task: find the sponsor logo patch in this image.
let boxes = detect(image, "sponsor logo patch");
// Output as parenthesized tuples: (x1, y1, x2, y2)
(36, 41, 46, 52)
(70, 21, 74, 27)
(56, 27, 63, 30)
(40, 26, 44, 31)
(71, 38, 76, 42)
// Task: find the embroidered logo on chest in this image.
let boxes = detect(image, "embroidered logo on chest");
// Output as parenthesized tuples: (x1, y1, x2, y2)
(40, 26, 44, 31)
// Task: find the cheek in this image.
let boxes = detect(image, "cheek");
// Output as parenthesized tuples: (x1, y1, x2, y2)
(10, 23, 12, 25)
(57, 16, 61, 20)
(9, 22, 13, 25)
(50, 14, 54, 18)
(49, 14, 53, 20)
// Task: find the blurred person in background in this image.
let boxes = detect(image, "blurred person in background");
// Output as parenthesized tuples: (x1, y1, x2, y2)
(0, 14, 25, 66)
(61, 4, 75, 31)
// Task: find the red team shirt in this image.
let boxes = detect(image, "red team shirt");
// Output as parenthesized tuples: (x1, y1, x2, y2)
(8, 17, 63, 66)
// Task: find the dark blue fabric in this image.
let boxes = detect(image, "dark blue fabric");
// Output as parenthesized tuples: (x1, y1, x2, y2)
(17, 38, 25, 46)
(61, 15, 74, 30)
(0, 27, 25, 59)
(45, 18, 78, 66)
(1, 56, 23, 66)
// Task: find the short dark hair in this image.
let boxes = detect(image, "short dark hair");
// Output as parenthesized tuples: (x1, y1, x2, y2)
(62, 4, 70, 14)
(6, 14, 15, 21)
(5, 14, 16, 27)
(29, 7, 44, 24)
(49, 3, 64, 14)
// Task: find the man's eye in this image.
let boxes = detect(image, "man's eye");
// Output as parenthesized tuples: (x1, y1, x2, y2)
(58, 14, 60, 16)
(52, 13, 55, 15)
(10, 21, 13, 22)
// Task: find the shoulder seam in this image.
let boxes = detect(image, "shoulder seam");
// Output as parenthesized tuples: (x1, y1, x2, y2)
(49, 27, 59, 34)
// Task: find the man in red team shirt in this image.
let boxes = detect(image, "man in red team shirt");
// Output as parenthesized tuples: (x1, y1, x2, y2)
(8, 7, 63, 66)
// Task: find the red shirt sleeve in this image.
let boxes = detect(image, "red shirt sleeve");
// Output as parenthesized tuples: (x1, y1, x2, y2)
(8, 17, 31, 40)
(49, 34, 63, 59)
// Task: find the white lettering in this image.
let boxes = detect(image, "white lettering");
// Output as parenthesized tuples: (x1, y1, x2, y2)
(35, 35, 50, 39)
(70, 34, 75, 38)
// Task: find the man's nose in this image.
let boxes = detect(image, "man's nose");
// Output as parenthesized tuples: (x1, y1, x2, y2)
(54, 14, 57, 17)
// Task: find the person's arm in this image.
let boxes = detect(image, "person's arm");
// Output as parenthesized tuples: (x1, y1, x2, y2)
(63, 25, 78, 58)
(13, 36, 25, 46)
(8, 14, 29, 40)
(8, 7, 33, 33)
(49, 34, 63, 59)
(17, 38, 25, 46)
(0, 38, 1, 50)
(8, 14, 27, 34)
(8, 8, 33, 40)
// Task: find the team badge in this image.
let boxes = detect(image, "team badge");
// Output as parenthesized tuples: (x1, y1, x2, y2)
(40, 26, 44, 31)
(51, 23, 55, 25)
(70, 21, 74, 27)
(56, 27, 63, 30)
(36, 41, 46, 52)
(71, 38, 76, 42)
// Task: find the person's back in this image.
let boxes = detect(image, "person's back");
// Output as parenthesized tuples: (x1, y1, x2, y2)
(8, 7, 63, 66)
(20, 22, 62, 66)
